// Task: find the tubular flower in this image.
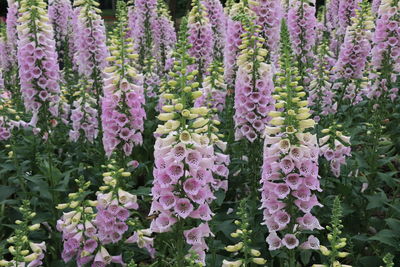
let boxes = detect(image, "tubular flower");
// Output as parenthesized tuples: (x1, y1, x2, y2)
(223, 2, 246, 88)
(48, 0, 75, 67)
(102, 2, 146, 159)
(16, 0, 61, 132)
(330, 0, 361, 55)
(73, 0, 108, 78)
(202, 0, 226, 60)
(251, 0, 284, 65)
(333, 1, 373, 104)
(187, 0, 214, 81)
(368, 0, 400, 101)
(372, 0, 382, 15)
(326, 0, 340, 32)
(69, 79, 98, 143)
(0, 201, 46, 267)
(150, 32, 228, 265)
(319, 126, 351, 177)
(195, 60, 227, 116)
(262, 24, 322, 251)
(153, 0, 177, 73)
(131, 0, 157, 66)
(6, 0, 19, 65)
(287, 0, 317, 86)
(0, 26, 8, 71)
(234, 19, 275, 143)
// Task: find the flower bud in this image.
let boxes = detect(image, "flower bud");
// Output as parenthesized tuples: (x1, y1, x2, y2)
(252, 258, 267, 265)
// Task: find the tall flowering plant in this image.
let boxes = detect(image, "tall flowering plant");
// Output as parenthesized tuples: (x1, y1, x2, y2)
(287, 0, 317, 86)
(153, 0, 177, 73)
(369, 0, 400, 102)
(150, 32, 228, 266)
(70, 0, 109, 142)
(224, 1, 247, 88)
(261, 23, 323, 265)
(57, 169, 151, 266)
(187, 0, 214, 82)
(201, 0, 226, 60)
(251, 0, 283, 65)
(16, 0, 61, 135)
(234, 20, 275, 143)
(48, 0, 75, 69)
(333, 1, 373, 105)
(102, 1, 146, 161)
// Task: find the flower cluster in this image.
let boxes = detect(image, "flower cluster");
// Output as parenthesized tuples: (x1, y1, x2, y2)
(17, 0, 61, 131)
(223, 201, 267, 267)
(201, 0, 226, 60)
(187, 0, 214, 79)
(102, 8, 146, 159)
(262, 26, 323, 251)
(333, 1, 373, 103)
(319, 125, 351, 177)
(153, 0, 177, 73)
(0, 200, 46, 267)
(57, 168, 145, 266)
(223, 2, 246, 88)
(372, 0, 382, 15)
(69, 79, 99, 142)
(48, 0, 74, 64)
(234, 22, 275, 143)
(326, 0, 340, 32)
(370, 0, 400, 100)
(131, 0, 158, 67)
(0, 25, 9, 70)
(287, 0, 317, 85)
(312, 197, 351, 267)
(6, 0, 18, 65)
(251, 0, 283, 65)
(195, 60, 227, 116)
(337, 0, 361, 36)
(150, 34, 228, 264)
(73, 0, 108, 80)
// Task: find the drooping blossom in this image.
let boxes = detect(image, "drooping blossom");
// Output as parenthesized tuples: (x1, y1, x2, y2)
(187, 0, 214, 80)
(262, 26, 323, 250)
(223, 2, 246, 88)
(287, 0, 317, 85)
(319, 127, 351, 177)
(48, 0, 74, 67)
(16, 0, 61, 133)
(152, 0, 177, 73)
(150, 34, 228, 264)
(102, 6, 146, 158)
(6, 0, 19, 65)
(333, 1, 373, 104)
(367, 0, 400, 101)
(251, 0, 283, 65)
(234, 21, 275, 143)
(202, 0, 226, 60)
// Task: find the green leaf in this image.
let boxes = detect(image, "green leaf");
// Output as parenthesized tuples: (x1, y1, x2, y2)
(365, 191, 388, 210)
(369, 229, 399, 248)
(0, 186, 16, 202)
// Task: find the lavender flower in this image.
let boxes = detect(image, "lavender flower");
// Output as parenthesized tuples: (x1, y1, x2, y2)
(202, 0, 226, 60)
(188, 0, 214, 80)
(287, 0, 317, 85)
(16, 0, 61, 133)
(251, 0, 283, 65)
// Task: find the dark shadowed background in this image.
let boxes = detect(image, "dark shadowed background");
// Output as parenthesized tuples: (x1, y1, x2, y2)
(0, 0, 326, 21)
